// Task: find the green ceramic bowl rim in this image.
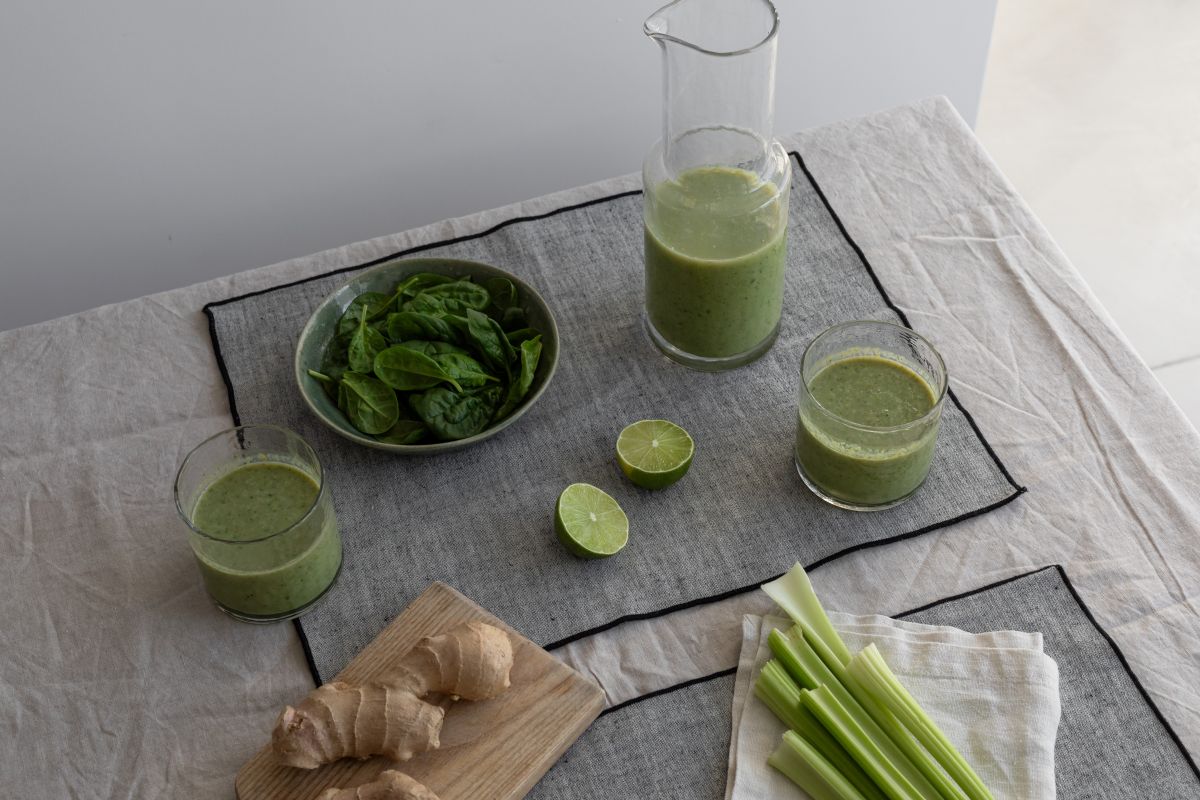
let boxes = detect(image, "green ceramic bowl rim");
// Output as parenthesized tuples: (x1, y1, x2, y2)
(293, 257, 559, 454)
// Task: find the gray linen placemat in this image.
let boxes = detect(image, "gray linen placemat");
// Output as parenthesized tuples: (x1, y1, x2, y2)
(529, 566, 1200, 799)
(205, 153, 1025, 681)
(531, 673, 737, 800)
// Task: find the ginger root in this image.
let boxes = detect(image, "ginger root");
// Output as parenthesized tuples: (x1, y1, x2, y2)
(382, 620, 514, 700)
(271, 621, 514, 770)
(317, 770, 440, 800)
(272, 682, 445, 769)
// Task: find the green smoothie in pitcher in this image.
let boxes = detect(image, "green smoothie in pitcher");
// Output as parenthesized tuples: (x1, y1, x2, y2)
(644, 165, 788, 364)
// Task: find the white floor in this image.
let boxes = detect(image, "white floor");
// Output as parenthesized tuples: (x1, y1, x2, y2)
(976, 0, 1200, 428)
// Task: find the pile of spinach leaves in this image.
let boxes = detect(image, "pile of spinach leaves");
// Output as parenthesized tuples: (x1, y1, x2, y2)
(308, 272, 544, 444)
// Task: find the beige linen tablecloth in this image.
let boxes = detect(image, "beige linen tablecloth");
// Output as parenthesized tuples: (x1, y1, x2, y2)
(2, 97, 1197, 798)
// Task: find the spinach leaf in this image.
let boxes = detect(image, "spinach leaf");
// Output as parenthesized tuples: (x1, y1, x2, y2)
(501, 306, 528, 331)
(432, 352, 499, 389)
(340, 371, 400, 434)
(402, 292, 448, 315)
(476, 384, 504, 408)
(403, 293, 477, 317)
(399, 340, 470, 357)
(376, 371, 439, 392)
(516, 337, 542, 391)
(484, 277, 517, 310)
(505, 328, 541, 347)
(315, 348, 348, 401)
(483, 278, 523, 328)
(410, 386, 499, 441)
(423, 280, 491, 311)
(394, 272, 455, 300)
(348, 306, 388, 373)
(386, 311, 457, 344)
(494, 338, 542, 421)
(309, 368, 341, 404)
(376, 419, 428, 445)
(441, 314, 471, 339)
(336, 291, 395, 339)
(306, 369, 336, 393)
(374, 345, 463, 392)
(488, 313, 517, 367)
(465, 308, 510, 375)
(403, 280, 491, 316)
(357, 290, 397, 318)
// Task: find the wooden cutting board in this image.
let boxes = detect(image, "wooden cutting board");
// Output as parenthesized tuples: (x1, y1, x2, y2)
(235, 582, 605, 799)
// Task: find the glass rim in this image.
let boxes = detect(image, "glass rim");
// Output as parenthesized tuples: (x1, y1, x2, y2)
(644, 0, 780, 58)
(173, 423, 327, 545)
(799, 320, 948, 433)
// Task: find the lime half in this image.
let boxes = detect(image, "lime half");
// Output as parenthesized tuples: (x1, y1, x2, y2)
(555, 483, 629, 559)
(616, 419, 695, 490)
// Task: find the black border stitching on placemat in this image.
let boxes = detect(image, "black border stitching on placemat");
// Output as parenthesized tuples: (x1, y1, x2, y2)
(595, 564, 1200, 782)
(201, 151, 1027, 680)
(293, 619, 321, 688)
(602, 666, 738, 717)
(205, 302, 243, 428)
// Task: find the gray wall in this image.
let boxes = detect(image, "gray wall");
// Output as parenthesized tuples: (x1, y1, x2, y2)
(0, 1, 996, 331)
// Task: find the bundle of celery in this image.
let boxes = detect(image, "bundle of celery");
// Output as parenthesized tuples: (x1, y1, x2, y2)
(756, 564, 995, 800)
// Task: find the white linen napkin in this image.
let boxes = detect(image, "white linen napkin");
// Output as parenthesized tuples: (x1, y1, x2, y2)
(725, 613, 1061, 800)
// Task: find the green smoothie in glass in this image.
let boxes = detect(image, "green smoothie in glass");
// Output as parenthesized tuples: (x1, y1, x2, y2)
(794, 321, 948, 510)
(174, 425, 342, 622)
(191, 462, 341, 619)
(644, 165, 788, 366)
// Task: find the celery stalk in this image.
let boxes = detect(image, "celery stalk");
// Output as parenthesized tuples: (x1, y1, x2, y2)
(849, 645, 996, 800)
(803, 628, 969, 800)
(769, 627, 821, 689)
(783, 627, 949, 800)
(756, 660, 890, 800)
(769, 730, 872, 800)
(756, 659, 821, 733)
(762, 563, 853, 665)
(801, 684, 926, 800)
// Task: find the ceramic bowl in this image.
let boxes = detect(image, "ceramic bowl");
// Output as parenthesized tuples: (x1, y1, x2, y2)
(294, 257, 559, 454)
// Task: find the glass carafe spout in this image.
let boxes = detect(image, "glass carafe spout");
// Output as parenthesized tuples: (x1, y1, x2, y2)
(645, 0, 781, 178)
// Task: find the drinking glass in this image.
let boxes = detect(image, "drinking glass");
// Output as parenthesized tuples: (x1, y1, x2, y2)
(174, 424, 341, 622)
(795, 321, 947, 510)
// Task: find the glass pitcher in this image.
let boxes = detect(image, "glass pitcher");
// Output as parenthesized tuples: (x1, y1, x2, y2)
(643, 0, 791, 371)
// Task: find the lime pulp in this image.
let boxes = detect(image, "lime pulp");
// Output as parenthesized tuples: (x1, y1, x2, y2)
(616, 419, 695, 490)
(554, 483, 629, 559)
